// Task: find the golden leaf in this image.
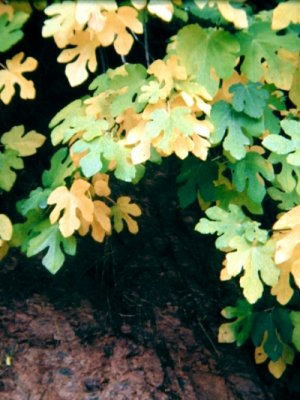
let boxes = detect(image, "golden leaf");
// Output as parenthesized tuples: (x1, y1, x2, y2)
(272, 1, 300, 30)
(78, 200, 111, 243)
(48, 179, 94, 237)
(92, 173, 111, 197)
(97, 6, 143, 55)
(0, 52, 38, 104)
(57, 31, 99, 87)
(112, 196, 141, 234)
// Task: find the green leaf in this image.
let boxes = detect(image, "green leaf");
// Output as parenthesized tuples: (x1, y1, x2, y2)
(49, 99, 85, 145)
(110, 64, 148, 115)
(177, 157, 218, 208)
(42, 148, 76, 188)
(17, 187, 51, 216)
(237, 21, 300, 85)
(0, 10, 29, 52)
(230, 152, 274, 205)
(229, 82, 269, 119)
(290, 311, 300, 351)
(27, 220, 76, 274)
(174, 24, 239, 97)
(0, 149, 23, 191)
(195, 204, 249, 250)
(219, 299, 254, 347)
(263, 119, 300, 166)
(102, 137, 136, 182)
(210, 101, 264, 160)
(1, 125, 46, 156)
(252, 309, 291, 362)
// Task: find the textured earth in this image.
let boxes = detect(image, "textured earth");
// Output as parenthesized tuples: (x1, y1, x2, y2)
(1, 161, 295, 400)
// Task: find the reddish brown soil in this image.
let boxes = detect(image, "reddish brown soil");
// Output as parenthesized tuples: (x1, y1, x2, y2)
(0, 162, 291, 399)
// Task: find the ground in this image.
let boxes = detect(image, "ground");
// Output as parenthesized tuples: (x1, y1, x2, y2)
(0, 159, 296, 400)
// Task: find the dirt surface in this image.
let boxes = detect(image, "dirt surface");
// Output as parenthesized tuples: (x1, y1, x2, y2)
(0, 160, 296, 400)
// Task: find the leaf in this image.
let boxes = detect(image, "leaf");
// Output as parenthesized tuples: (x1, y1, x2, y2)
(27, 220, 76, 274)
(111, 196, 141, 234)
(97, 6, 143, 55)
(272, 1, 300, 30)
(173, 24, 239, 97)
(47, 179, 94, 237)
(229, 82, 269, 119)
(1, 125, 45, 156)
(229, 152, 274, 205)
(42, 148, 76, 189)
(290, 311, 300, 351)
(57, 30, 99, 87)
(289, 62, 300, 109)
(42, 2, 77, 47)
(92, 173, 111, 197)
(219, 299, 254, 346)
(177, 157, 218, 208)
(210, 101, 264, 160)
(264, 120, 300, 166)
(147, 0, 174, 22)
(222, 237, 279, 304)
(108, 64, 148, 116)
(271, 206, 300, 303)
(195, 205, 249, 251)
(0, 149, 23, 191)
(0, 214, 13, 242)
(0, 52, 38, 104)
(49, 99, 85, 146)
(216, 1, 248, 29)
(237, 22, 300, 87)
(78, 200, 111, 243)
(0, 9, 29, 52)
(17, 187, 51, 217)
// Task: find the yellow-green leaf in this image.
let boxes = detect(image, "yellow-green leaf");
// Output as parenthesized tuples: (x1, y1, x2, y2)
(1, 125, 46, 156)
(0, 214, 13, 242)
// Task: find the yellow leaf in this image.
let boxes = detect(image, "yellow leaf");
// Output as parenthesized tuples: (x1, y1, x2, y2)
(75, 2, 117, 31)
(78, 200, 111, 243)
(217, 2, 248, 29)
(97, 6, 143, 55)
(0, 214, 13, 242)
(42, 2, 77, 48)
(218, 322, 236, 343)
(57, 30, 99, 87)
(273, 206, 300, 264)
(1, 125, 45, 156)
(272, 1, 300, 30)
(48, 179, 94, 237)
(289, 62, 300, 109)
(0, 241, 9, 261)
(271, 260, 295, 305)
(92, 173, 111, 197)
(268, 358, 286, 379)
(90, 200, 111, 242)
(0, 52, 38, 104)
(255, 343, 268, 364)
(194, 1, 248, 29)
(147, 0, 174, 22)
(112, 196, 142, 234)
